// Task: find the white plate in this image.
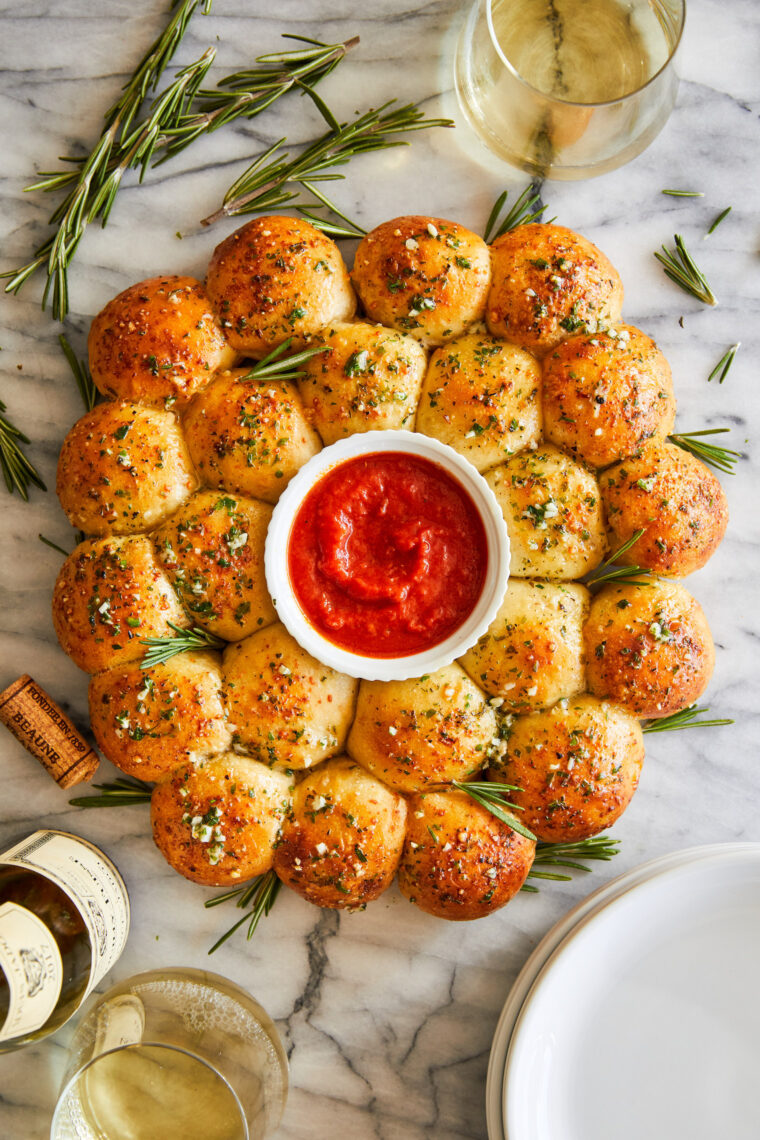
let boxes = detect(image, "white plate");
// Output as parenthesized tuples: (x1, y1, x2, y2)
(503, 844, 760, 1140)
(485, 844, 733, 1140)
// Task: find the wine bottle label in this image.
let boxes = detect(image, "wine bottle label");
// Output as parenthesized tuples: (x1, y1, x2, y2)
(0, 902, 64, 1042)
(0, 831, 130, 1002)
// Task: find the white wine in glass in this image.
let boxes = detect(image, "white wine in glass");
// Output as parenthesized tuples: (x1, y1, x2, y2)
(51, 968, 288, 1140)
(455, 0, 685, 179)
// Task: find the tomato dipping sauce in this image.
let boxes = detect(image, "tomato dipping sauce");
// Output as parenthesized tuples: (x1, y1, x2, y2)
(287, 451, 488, 658)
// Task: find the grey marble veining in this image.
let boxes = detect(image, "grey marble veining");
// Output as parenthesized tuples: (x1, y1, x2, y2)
(1, 1, 759, 1137)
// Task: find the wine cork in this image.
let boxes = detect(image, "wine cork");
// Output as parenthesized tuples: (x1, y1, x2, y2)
(0, 675, 99, 788)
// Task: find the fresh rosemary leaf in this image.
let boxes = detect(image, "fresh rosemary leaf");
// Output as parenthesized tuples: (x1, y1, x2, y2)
(452, 780, 536, 842)
(585, 529, 651, 589)
(0, 398, 47, 500)
(205, 870, 281, 954)
(483, 185, 550, 243)
(661, 189, 704, 197)
(707, 206, 731, 235)
(668, 429, 740, 474)
(654, 234, 717, 305)
(59, 334, 98, 411)
(140, 621, 226, 669)
(707, 342, 740, 385)
(201, 100, 453, 228)
(642, 704, 734, 734)
(238, 338, 330, 384)
(38, 533, 70, 557)
(69, 777, 153, 809)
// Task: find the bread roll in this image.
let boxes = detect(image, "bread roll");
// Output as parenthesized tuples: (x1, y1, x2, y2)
(57, 401, 197, 536)
(347, 664, 498, 793)
(223, 623, 358, 770)
(297, 320, 427, 444)
(151, 754, 292, 886)
(459, 579, 589, 713)
(88, 650, 231, 781)
(182, 367, 321, 503)
(415, 331, 542, 470)
(273, 756, 407, 909)
(584, 580, 715, 717)
(152, 489, 275, 640)
(487, 223, 623, 356)
(351, 216, 491, 346)
(491, 694, 644, 841)
(486, 444, 607, 578)
(52, 537, 187, 674)
(206, 216, 356, 356)
(542, 325, 676, 468)
(397, 788, 535, 920)
(88, 276, 236, 407)
(600, 441, 728, 576)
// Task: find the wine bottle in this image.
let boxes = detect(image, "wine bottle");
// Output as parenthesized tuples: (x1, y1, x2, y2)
(0, 830, 130, 1052)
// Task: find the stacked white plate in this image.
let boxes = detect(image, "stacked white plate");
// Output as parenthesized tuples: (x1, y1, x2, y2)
(487, 843, 760, 1140)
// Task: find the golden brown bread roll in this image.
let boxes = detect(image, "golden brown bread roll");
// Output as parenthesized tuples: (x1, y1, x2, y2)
(152, 489, 276, 641)
(542, 325, 676, 468)
(151, 754, 292, 886)
(297, 320, 427, 443)
(459, 579, 589, 713)
(272, 756, 407, 909)
(52, 537, 187, 674)
(584, 580, 715, 717)
(57, 401, 197, 536)
(88, 276, 237, 407)
(346, 664, 498, 793)
(205, 216, 356, 356)
(88, 650, 231, 782)
(486, 223, 623, 356)
(182, 367, 321, 503)
(486, 444, 607, 578)
(223, 623, 358, 770)
(600, 441, 728, 576)
(351, 216, 491, 346)
(491, 694, 644, 842)
(415, 331, 542, 470)
(397, 788, 535, 920)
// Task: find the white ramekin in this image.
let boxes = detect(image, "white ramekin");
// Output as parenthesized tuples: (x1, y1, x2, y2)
(264, 431, 510, 682)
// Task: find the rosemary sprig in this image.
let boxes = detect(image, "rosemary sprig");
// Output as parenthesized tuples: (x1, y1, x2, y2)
(483, 186, 550, 244)
(140, 621, 225, 669)
(668, 428, 740, 474)
(521, 835, 620, 891)
(654, 234, 717, 305)
(38, 534, 71, 557)
(452, 780, 537, 842)
(0, 398, 47, 500)
(707, 206, 731, 235)
(585, 529, 651, 589)
(59, 334, 98, 411)
(204, 870, 281, 954)
(2, 0, 209, 319)
(642, 704, 734, 734)
(707, 343, 739, 385)
(661, 189, 704, 197)
(2, 19, 357, 320)
(157, 35, 359, 162)
(239, 338, 329, 383)
(200, 100, 453, 229)
(69, 776, 153, 809)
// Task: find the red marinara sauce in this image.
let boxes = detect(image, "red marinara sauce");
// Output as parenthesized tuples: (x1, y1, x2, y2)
(288, 451, 488, 657)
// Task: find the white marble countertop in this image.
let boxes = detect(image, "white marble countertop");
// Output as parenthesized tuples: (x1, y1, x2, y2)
(1, 1, 758, 1136)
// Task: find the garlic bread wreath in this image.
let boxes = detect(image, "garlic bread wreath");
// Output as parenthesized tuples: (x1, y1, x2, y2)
(52, 215, 725, 922)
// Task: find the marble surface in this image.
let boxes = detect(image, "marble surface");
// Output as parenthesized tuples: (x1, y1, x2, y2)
(1, 1, 759, 1136)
